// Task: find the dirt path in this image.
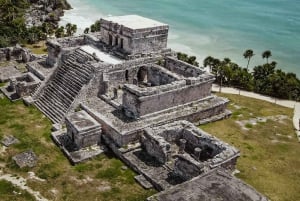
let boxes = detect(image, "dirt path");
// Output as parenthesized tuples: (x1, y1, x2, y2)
(0, 173, 48, 201)
(212, 84, 300, 141)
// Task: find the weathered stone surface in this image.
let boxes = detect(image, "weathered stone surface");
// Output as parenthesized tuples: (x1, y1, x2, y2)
(1, 135, 19, 147)
(147, 168, 269, 201)
(1, 72, 41, 101)
(13, 150, 37, 168)
(66, 110, 102, 149)
(101, 15, 169, 56)
(134, 175, 153, 189)
(0, 66, 22, 82)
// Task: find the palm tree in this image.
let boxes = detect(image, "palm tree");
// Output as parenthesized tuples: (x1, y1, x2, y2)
(71, 24, 77, 36)
(270, 61, 277, 68)
(203, 56, 214, 72)
(65, 23, 72, 36)
(84, 27, 89, 34)
(55, 26, 65, 38)
(262, 50, 272, 64)
(243, 49, 254, 70)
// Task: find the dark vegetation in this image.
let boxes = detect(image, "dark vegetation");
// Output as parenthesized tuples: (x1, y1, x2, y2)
(204, 50, 300, 101)
(0, 0, 74, 47)
(177, 52, 199, 66)
(84, 20, 101, 34)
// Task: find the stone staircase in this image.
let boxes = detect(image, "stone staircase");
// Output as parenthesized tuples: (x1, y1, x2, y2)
(34, 49, 94, 123)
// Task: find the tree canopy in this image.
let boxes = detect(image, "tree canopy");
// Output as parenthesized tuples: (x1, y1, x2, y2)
(204, 54, 300, 101)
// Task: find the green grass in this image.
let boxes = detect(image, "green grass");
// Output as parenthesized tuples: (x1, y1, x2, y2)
(200, 93, 300, 201)
(24, 41, 47, 55)
(0, 180, 35, 201)
(0, 97, 156, 201)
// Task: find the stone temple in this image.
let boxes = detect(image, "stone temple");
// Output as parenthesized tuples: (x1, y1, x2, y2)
(1, 15, 269, 200)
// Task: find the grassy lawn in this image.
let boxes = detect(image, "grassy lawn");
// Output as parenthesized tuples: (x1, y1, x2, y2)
(24, 41, 47, 55)
(200, 93, 300, 201)
(0, 179, 35, 201)
(0, 97, 156, 201)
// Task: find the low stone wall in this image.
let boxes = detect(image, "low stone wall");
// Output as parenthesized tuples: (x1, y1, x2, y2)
(141, 128, 170, 164)
(0, 46, 32, 63)
(174, 154, 204, 180)
(164, 56, 205, 78)
(123, 80, 213, 118)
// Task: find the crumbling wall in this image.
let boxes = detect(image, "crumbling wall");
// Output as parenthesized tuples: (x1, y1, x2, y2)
(0, 46, 32, 62)
(146, 65, 179, 86)
(164, 57, 204, 78)
(174, 154, 204, 180)
(122, 80, 213, 118)
(100, 18, 169, 55)
(141, 129, 170, 164)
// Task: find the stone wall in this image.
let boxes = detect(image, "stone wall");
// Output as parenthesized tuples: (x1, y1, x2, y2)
(46, 36, 85, 67)
(122, 80, 213, 118)
(174, 154, 204, 180)
(141, 128, 170, 164)
(151, 121, 240, 170)
(0, 46, 32, 63)
(100, 18, 169, 55)
(164, 57, 205, 78)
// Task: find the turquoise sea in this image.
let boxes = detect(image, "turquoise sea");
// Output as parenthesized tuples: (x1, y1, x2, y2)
(61, 0, 300, 75)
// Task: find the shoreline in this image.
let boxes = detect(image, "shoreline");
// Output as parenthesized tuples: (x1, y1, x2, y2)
(59, 0, 300, 76)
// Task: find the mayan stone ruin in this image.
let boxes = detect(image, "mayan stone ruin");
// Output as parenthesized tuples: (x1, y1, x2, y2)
(0, 15, 269, 200)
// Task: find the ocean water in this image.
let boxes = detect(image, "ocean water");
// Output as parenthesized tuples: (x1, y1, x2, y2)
(60, 0, 300, 75)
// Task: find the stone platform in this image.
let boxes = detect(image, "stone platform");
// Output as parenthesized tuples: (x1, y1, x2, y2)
(147, 168, 269, 201)
(51, 131, 106, 164)
(82, 95, 231, 147)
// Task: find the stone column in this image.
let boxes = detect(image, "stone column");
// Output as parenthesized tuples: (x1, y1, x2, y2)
(194, 147, 202, 161)
(8, 78, 17, 92)
(178, 139, 186, 154)
(113, 88, 118, 99)
(166, 144, 171, 161)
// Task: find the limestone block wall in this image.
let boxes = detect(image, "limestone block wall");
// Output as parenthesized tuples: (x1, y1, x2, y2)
(164, 57, 205, 78)
(122, 80, 213, 118)
(100, 18, 168, 55)
(174, 154, 204, 180)
(100, 57, 162, 95)
(0, 46, 32, 62)
(146, 65, 180, 86)
(151, 121, 240, 170)
(130, 30, 168, 55)
(141, 129, 170, 164)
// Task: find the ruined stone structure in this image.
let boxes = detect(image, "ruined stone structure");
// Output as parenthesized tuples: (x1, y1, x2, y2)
(0, 15, 268, 200)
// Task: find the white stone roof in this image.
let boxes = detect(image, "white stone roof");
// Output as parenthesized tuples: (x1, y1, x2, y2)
(80, 45, 122, 65)
(102, 15, 168, 30)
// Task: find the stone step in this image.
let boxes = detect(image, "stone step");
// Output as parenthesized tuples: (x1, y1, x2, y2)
(42, 85, 73, 107)
(79, 127, 102, 136)
(62, 61, 92, 78)
(49, 81, 78, 99)
(46, 87, 74, 108)
(55, 69, 87, 88)
(42, 88, 72, 109)
(34, 49, 95, 124)
(52, 76, 81, 96)
(58, 67, 90, 83)
(39, 95, 67, 114)
(35, 101, 61, 123)
(36, 96, 66, 117)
